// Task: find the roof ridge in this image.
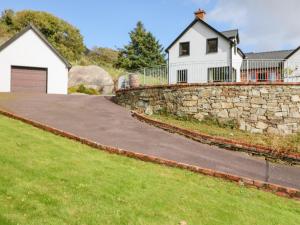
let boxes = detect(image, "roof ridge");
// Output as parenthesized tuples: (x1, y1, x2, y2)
(221, 29, 238, 32)
(246, 49, 294, 54)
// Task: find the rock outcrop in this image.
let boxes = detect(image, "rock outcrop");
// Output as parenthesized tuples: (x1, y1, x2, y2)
(69, 65, 114, 94)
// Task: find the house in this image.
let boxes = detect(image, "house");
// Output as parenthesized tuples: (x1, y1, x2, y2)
(166, 9, 244, 84)
(240, 48, 300, 82)
(166, 9, 300, 84)
(0, 24, 71, 94)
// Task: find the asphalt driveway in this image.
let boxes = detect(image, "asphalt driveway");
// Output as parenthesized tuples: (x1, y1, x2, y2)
(0, 93, 299, 189)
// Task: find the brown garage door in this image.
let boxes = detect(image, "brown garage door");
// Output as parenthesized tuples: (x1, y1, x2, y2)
(11, 66, 47, 93)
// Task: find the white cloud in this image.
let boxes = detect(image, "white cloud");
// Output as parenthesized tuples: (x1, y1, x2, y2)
(205, 0, 300, 52)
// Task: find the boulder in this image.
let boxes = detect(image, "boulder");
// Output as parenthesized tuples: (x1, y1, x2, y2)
(145, 106, 153, 116)
(69, 65, 114, 94)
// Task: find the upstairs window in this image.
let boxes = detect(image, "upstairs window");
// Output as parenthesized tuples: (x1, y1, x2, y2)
(179, 42, 190, 56)
(207, 38, 218, 53)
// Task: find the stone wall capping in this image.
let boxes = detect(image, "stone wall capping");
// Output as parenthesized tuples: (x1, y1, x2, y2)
(116, 82, 300, 94)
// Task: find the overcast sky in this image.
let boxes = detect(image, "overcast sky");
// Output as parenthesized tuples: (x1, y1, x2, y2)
(1, 0, 299, 53)
(206, 0, 300, 52)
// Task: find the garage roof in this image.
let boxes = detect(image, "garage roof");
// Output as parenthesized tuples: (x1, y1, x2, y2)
(0, 24, 72, 69)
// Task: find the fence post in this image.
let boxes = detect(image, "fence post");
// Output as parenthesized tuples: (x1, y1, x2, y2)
(246, 59, 249, 82)
(143, 68, 146, 86)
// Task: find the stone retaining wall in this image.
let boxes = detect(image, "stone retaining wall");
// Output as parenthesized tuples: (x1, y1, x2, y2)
(115, 83, 300, 135)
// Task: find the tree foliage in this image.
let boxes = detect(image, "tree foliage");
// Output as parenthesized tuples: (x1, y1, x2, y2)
(87, 47, 119, 65)
(0, 9, 85, 61)
(116, 21, 165, 70)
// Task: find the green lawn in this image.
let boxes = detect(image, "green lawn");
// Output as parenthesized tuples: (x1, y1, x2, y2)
(0, 115, 299, 225)
(149, 114, 300, 154)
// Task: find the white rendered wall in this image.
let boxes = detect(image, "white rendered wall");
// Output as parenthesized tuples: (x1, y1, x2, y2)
(284, 49, 300, 82)
(232, 47, 243, 82)
(168, 21, 232, 84)
(0, 29, 69, 94)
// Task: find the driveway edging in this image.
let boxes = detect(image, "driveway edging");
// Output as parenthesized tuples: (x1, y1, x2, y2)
(0, 109, 299, 201)
(132, 112, 300, 165)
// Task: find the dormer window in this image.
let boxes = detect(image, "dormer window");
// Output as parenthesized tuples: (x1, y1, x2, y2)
(179, 42, 190, 56)
(207, 38, 218, 53)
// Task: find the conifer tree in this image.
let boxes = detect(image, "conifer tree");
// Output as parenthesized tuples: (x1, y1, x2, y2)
(116, 21, 165, 70)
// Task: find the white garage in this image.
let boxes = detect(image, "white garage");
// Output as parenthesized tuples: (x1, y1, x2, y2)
(0, 24, 71, 94)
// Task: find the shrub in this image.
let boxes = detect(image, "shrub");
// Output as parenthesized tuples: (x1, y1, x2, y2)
(68, 84, 100, 95)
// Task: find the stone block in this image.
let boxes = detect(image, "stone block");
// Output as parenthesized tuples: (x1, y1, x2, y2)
(275, 112, 288, 117)
(191, 95, 198, 101)
(256, 108, 267, 116)
(221, 102, 233, 109)
(251, 128, 263, 134)
(256, 121, 268, 130)
(260, 88, 269, 94)
(277, 124, 293, 135)
(239, 120, 246, 131)
(249, 114, 258, 122)
(193, 112, 208, 121)
(217, 109, 229, 118)
(252, 89, 261, 96)
(145, 106, 153, 115)
(212, 103, 222, 109)
(251, 98, 267, 105)
(182, 101, 197, 107)
(267, 127, 280, 135)
(290, 112, 300, 118)
(229, 108, 239, 118)
(291, 95, 300, 102)
(188, 107, 198, 113)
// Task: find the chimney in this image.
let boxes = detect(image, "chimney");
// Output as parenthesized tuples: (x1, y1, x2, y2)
(194, 9, 206, 20)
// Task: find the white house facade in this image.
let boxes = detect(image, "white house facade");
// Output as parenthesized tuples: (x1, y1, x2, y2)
(0, 24, 71, 94)
(166, 10, 244, 84)
(166, 9, 300, 84)
(284, 47, 300, 82)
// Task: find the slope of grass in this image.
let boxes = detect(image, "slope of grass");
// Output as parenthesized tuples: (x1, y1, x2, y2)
(0, 115, 299, 225)
(150, 114, 300, 154)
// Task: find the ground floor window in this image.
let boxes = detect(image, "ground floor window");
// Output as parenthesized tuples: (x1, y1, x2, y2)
(177, 69, 188, 83)
(208, 67, 236, 82)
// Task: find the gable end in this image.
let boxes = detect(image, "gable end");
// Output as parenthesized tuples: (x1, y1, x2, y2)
(284, 46, 300, 60)
(0, 24, 72, 69)
(165, 18, 234, 53)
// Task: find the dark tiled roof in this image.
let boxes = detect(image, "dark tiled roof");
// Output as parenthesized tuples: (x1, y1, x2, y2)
(241, 50, 295, 70)
(245, 50, 294, 60)
(241, 50, 294, 70)
(221, 29, 238, 39)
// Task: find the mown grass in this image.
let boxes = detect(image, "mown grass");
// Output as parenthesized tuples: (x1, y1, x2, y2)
(150, 114, 300, 154)
(0, 115, 299, 225)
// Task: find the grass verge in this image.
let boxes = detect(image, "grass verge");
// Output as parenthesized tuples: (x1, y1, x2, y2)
(0, 115, 299, 225)
(149, 114, 300, 154)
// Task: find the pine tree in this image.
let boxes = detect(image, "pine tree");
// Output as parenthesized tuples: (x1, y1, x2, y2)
(116, 21, 166, 70)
